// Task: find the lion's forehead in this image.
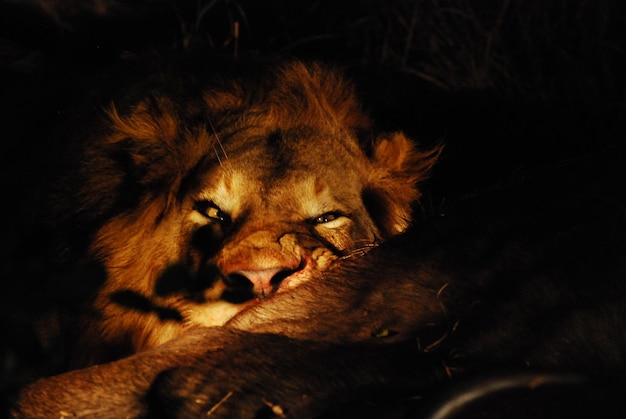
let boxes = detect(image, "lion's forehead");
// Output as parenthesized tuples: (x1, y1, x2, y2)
(218, 125, 366, 170)
(191, 126, 369, 213)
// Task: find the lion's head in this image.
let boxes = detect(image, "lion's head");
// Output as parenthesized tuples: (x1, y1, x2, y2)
(56, 60, 439, 365)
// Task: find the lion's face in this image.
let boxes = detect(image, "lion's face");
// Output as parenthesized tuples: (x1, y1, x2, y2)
(64, 61, 438, 361)
(177, 127, 382, 324)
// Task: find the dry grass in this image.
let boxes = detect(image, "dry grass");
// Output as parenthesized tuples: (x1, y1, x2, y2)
(249, 0, 624, 100)
(13, 0, 625, 103)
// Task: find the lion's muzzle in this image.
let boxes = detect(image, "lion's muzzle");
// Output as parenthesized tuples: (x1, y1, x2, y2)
(217, 230, 308, 298)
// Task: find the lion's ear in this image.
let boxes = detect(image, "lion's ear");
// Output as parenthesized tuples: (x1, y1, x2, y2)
(363, 132, 442, 238)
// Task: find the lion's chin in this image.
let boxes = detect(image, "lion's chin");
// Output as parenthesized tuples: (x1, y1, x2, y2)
(183, 269, 318, 330)
(186, 299, 260, 328)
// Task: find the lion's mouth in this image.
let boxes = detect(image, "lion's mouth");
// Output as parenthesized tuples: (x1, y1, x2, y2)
(220, 287, 258, 304)
(184, 265, 319, 327)
(221, 264, 313, 301)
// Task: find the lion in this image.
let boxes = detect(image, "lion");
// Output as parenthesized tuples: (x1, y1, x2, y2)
(34, 58, 439, 369)
(12, 144, 626, 417)
(8, 55, 626, 418)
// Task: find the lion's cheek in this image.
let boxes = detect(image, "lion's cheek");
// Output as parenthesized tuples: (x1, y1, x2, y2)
(311, 247, 338, 269)
(279, 247, 337, 290)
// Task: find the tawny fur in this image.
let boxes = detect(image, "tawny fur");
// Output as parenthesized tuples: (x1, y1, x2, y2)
(48, 59, 440, 367)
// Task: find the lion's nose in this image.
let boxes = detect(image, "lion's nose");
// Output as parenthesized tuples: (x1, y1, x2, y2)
(225, 267, 298, 298)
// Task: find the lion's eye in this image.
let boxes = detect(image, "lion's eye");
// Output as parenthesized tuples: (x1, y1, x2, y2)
(312, 212, 341, 225)
(205, 206, 226, 221)
(194, 201, 228, 222)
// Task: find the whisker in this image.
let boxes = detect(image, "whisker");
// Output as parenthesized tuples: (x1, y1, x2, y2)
(213, 144, 224, 167)
(339, 241, 379, 260)
(208, 119, 229, 169)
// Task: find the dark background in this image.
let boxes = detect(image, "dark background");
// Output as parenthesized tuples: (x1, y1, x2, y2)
(1, 0, 625, 406)
(2, 0, 625, 197)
